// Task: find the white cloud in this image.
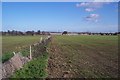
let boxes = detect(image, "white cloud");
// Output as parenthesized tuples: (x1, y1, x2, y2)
(76, 2, 90, 7)
(76, 2, 107, 8)
(85, 14, 100, 22)
(79, 2, 89, 7)
(85, 8, 95, 12)
(93, 0, 119, 2)
(76, 2, 110, 12)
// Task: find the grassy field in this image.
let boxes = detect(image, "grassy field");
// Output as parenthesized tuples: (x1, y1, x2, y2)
(48, 35, 118, 78)
(2, 35, 119, 78)
(2, 35, 50, 78)
(2, 36, 46, 53)
(2, 35, 46, 62)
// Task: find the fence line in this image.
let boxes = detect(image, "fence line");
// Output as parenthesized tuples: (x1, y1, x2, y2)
(30, 36, 51, 59)
(2, 36, 52, 78)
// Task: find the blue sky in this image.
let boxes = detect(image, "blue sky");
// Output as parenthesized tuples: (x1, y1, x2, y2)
(2, 2, 118, 32)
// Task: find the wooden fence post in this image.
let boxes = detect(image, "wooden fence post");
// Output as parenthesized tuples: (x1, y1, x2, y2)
(40, 37, 43, 43)
(30, 45, 32, 60)
(13, 52, 16, 55)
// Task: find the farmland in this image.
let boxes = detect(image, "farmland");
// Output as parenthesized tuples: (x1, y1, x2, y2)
(48, 35, 118, 78)
(1, 35, 119, 78)
(2, 35, 50, 78)
(2, 35, 46, 62)
(2, 35, 46, 54)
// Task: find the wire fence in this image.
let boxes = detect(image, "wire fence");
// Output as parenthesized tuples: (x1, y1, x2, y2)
(31, 36, 51, 58)
(2, 36, 52, 78)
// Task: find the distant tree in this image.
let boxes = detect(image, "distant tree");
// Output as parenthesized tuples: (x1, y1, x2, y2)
(7, 30, 11, 35)
(113, 32, 118, 35)
(62, 31, 68, 35)
(11, 30, 15, 35)
(26, 31, 32, 35)
(31, 30, 34, 36)
(37, 30, 41, 35)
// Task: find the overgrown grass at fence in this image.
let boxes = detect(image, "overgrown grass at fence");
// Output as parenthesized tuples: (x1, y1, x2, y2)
(8, 36, 51, 78)
(2, 35, 48, 63)
(11, 52, 49, 78)
(1, 48, 30, 63)
(20, 48, 30, 57)
(1, 52, 14, 63)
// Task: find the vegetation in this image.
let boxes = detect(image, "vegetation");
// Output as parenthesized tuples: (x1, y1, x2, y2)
(62, 31, 68, 35)
(2, 35, 118, 78)
(2, 35, 46, 63)
(2, 36, 46, 53)
(11, 52, 49, 78)
(48, 35, 118, 78)
(2, 35, 50, 78)
(1, 52, 14, 63)
(1, 30, 50, 36)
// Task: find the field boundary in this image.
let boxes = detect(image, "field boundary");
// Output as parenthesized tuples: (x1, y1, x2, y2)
(2, 36, 52, 78)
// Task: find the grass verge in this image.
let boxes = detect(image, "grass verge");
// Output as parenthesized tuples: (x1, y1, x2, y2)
(1, 52, 14, 63)
(2, 49, 30, 63)
(10, 52, 49, 78)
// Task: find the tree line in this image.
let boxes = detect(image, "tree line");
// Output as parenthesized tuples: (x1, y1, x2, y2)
(1, 30, 120, 36)
(62, 31, 120, 35)
(77, 32, 120, 35)
(1, 30, 50, 36)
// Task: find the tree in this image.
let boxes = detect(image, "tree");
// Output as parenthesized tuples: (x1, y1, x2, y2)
(62, 31, 67, 35)
(37, 30, 41, 35)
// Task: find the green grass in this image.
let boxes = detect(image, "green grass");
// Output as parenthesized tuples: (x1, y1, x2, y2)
(2, 35, 47, 62)
(2, 35, 50, 78)
(11, 52, 49, 78)
(48, 35, 118, 78)
(2, 35, 46, 53)
(1, 52, 14, 63)
(2, 35, 118, 78)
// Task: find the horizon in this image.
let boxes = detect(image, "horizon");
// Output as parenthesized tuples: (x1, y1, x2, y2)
(2, 2, 118, 33)
(1, 29, 119, 33)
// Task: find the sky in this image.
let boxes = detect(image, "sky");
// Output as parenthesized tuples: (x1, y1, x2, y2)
(2, 2, 118, 32)
(1, 0, 120, 2)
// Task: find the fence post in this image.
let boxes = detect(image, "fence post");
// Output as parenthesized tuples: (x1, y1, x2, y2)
(30, 45, 32, 60)
(13, 52, 16, 55)
(40, 37, 43, 43)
